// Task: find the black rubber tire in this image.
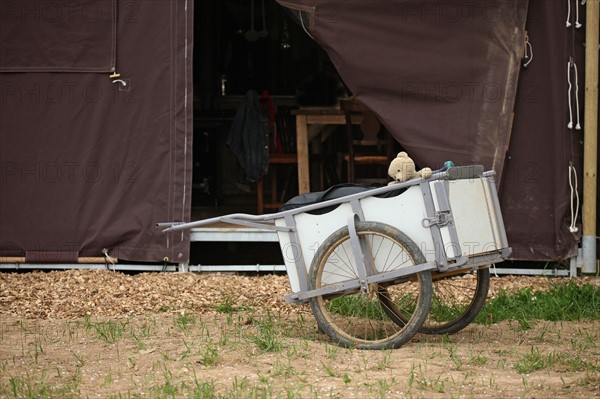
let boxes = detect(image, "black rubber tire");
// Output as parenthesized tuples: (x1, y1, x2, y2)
(380, 266, 490, 335)
(309, 221, 432, 350)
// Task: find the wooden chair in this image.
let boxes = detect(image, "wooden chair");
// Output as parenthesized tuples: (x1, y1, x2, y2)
(256, 153, 297, 214)
(340, 99, 394, 184)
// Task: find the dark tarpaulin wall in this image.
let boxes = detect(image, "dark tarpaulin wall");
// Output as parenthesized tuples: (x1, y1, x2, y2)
(0, 0, 116, 72)
(279, 0, 527, 174)
(502, 0, 583, 261)
(0, 0, 193, 263)
(278, 0, 582, 261)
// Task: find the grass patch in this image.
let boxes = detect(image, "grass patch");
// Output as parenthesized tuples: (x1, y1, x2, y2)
(476, 281, 600, 325)
(325, 281, 598, 328)
(327, 295, 389, 320)
(514, 346, 600, 374)
(5, 370, 81, 399)
(428, 298, 469, 323)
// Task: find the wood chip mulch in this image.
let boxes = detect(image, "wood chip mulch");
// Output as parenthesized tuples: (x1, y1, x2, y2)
(0, 270, 299, 319)
(0, 270, 597, 319)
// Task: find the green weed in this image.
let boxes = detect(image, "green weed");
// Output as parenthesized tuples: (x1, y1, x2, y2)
(215, 296, 242, 314)
(198, 342, 219, 366)
(251, 313, 283, 353)
(174, 313, 196, 333)
(91, 320, 128, 344)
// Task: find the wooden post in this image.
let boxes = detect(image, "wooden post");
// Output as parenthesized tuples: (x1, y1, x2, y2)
(295, 114, 310, 194)
(582, 0, 599, 274)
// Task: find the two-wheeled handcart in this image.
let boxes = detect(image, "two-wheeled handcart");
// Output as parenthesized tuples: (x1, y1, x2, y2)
(158, 165, 511, 350)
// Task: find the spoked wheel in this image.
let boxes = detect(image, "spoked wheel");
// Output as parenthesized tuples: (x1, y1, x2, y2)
(380, 266, 490, 335)
(309, 221, 432, 350)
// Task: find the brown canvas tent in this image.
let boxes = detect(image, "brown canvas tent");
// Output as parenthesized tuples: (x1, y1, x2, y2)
(0, 0, 588, 266)
(0, 0, 193, 263)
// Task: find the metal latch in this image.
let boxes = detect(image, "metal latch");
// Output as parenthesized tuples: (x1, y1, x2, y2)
(422, 211, 453, 228)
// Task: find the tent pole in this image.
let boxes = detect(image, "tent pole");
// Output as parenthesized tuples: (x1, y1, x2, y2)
(582, 0, 599, 275)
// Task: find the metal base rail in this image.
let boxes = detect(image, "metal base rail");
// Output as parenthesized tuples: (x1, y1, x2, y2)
(0, 225, 582, 277)
(0, 261, 576, 277)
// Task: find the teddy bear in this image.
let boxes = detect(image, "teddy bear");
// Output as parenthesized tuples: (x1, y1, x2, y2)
(388, 151, 432, 185)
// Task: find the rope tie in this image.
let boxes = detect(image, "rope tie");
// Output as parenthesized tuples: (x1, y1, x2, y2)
(573, 60, 581, 130)
(568, 163, 580, 233)
(567, 59, 581, 130)
(567, 0, 586, 29)
(102, 248, 116, 264)
(524, 35, 533, 68)
(575, 0, 582, 28)
(102, 248, 117, 271)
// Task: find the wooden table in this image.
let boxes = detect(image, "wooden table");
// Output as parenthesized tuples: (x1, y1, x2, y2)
(293, 108, 363, 194)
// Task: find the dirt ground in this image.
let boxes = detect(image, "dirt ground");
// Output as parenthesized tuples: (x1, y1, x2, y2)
(0, 270, 599, 398)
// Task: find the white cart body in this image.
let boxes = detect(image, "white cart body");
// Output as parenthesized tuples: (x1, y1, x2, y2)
(275, 168, 509, 296)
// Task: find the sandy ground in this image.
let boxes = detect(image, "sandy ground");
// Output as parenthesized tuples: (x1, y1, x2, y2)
(0, 270, 599, 398)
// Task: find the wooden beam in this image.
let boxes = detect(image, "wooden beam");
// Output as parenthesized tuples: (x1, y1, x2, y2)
(582, 0, 599, 274)
(0, 257, 117, 264)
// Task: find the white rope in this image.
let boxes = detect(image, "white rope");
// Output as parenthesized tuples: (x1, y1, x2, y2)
(567, 59, 582, 130)
(566, 0, 572, 27)
(102, 248, 117, 271)
(567, 60, 574, 129)
(573, 61, 581, 130)
(568, 164, 580, 233)
(524, 35, 533, 68)
(575, 0, 583, 28)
